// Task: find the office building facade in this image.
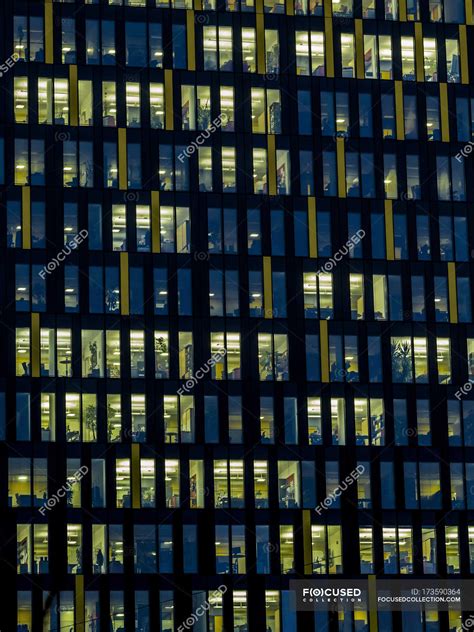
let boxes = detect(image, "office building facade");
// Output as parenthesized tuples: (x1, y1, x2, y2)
(3, 0, 474, 629)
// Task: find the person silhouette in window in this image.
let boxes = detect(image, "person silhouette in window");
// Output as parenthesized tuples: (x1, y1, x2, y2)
(96, 548, 104, 573)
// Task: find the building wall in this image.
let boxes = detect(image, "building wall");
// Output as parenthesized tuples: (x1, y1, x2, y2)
(3, 0, 474, 630)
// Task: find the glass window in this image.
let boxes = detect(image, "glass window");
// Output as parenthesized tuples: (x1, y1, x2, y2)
(16, 328, 30, 376)
(242, 28, 256, 72)
(14, 77, 28, 124)
(332, 0, 352, 16)
(154, 269, 168, 315)
(426, 96, 441, 140)
(102, 20, 116, 65)
(341, 34, 354, 77)
(103, 142, 118, 188)
(66, 524, 82, 573)
(401, 36, 415, 80)
(278, 461, 300, 508)
(253, 148, 267, 193)
(322, 150, 337, 196)
(172, 24, 187, 69)
(82, 330, 104, 378)
(149, 23, 163, 67)
(126, 22, 146, 67)
(62, 18, 76, 63)
(150, 83, 165, 129)
(126, 83, 140, 127)
(383, 153, 397, 198)
(423, 38, 438, 81)
(447, 39, 460, 82)
(364, 35, 378, 78)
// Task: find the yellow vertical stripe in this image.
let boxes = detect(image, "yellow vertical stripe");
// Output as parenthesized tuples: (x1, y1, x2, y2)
(31, 314, 40, 378)
(355, 20, 365, 79)
(448, 262, 458, 324)
(165, 70, 174, 131)
(394, 81, 404, 141)
(320, 320, 329, 382)
(151, 191, 161, 253)
(466, 0, 473, 25)
(399, 0, 407, 21)
(131, 444, 141, 509)
(263, 256, 273, 318)
(22, 187, 31, 250)
(368, 576, 378, 632)
(439, 83, 449, 143)
(256, 0, 264, 12)
(75, 576, 85, 632)
(286, 0, 294, 16)
(120, 252, 130, 316)
(414, 24, 424, 82)
(45, 0, 54, 64)
(324, 18, 334, 78)
(308, 197, 317, 258)
(256, 14, 265, 75)
(118, 128, 127, 190)
(69, 65, 78, 127)
(336, 138, 346, 199)
(267, 135, 277, 196)
(459, 26, 469, 84)
(384, 200, 394, 261)
(302, 510, 312, 575)
(186, 11, 196, 71)
(194, 0, 202, 9)
(323, 0, 332, 16)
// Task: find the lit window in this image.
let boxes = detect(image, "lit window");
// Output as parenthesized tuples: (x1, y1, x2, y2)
(82, 330, 104, 378)
(126, 82, 140, 127)
(340, 34, 355, 77)
(14, 77, 28, 124)
(102, 81, 117, 126)
(332, 0, 352, 17)
(165, 460, 180, 508)
(54, 79, 69, 124)
(65, 393, 81, 442)
(401, 36, 415, 80)
(66, 524, 82, 574)
(423, 37, 438, 81)
(150, 83, 165, 129)
(242, 28, 256, 72)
